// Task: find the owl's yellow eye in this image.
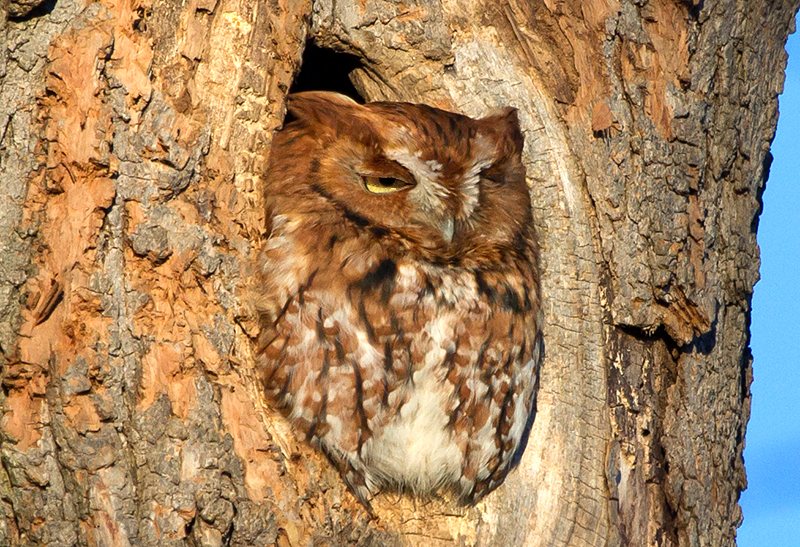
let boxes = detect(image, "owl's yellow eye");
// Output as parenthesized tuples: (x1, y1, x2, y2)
(362, 176, 410, 194)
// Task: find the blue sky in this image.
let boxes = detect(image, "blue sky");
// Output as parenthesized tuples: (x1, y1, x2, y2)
(737, 25, 800, 547)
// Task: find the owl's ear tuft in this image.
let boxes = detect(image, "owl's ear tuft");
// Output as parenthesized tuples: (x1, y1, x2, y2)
(286, 92, 361, 127)
(478, 107, 524, 158)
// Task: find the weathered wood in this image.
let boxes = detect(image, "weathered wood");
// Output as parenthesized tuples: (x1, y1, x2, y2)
(0, 0, 795, 545)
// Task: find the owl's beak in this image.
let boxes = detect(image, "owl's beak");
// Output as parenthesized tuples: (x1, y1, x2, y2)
(440, 217, 455, 244)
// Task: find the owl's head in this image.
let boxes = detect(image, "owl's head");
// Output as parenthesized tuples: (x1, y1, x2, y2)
(268, 91, 532, 263)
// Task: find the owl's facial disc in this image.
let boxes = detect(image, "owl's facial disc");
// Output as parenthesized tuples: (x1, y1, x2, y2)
(380, 148, 460, 244)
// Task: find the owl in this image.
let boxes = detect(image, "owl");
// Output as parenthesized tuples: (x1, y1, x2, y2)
(253, 91, 543, 510)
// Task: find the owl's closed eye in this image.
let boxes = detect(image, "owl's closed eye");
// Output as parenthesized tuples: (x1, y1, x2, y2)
(254, 91, 543, 511)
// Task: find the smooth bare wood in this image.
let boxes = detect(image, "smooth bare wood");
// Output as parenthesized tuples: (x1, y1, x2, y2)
(1, 0, 796, 546)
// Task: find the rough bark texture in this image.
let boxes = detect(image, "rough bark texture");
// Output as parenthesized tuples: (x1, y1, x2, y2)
(0, 0, 795, 546)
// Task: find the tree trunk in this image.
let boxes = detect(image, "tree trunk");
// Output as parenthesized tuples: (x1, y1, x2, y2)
(1, 0, 795, 545)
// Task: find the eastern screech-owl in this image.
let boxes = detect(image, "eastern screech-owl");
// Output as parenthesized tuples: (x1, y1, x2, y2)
(254, 91, 542, 509)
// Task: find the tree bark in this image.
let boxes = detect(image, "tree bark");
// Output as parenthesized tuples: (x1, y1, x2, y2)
(0, 0, 795, 546)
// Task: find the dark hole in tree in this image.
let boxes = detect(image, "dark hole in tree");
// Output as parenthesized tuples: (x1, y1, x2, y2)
(289, 41, 365, 103)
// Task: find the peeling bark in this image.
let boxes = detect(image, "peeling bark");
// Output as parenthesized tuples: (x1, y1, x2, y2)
(0, 0, 795, 546)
